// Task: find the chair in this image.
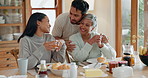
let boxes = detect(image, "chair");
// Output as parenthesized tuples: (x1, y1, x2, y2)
(0, 49, 18, 70)
(10, 48, 19, 61)
(66, 51, 71, 63)
(65, 50, 76, 63)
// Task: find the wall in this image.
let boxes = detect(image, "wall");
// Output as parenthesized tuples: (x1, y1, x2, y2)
(63, 0, 116, 48)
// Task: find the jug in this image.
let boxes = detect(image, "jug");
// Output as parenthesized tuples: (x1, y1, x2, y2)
(122, 44, 135, 66)
(122, 44, 134, 54)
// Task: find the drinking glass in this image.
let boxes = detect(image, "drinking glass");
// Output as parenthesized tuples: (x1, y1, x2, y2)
(49, 40, 60, 51)
(17, 58, 28, 75)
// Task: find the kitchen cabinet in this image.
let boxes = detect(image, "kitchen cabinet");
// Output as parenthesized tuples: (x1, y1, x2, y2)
(0, 0, 25, 50)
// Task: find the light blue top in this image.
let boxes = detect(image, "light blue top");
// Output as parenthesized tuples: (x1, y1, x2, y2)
(69, 32, 116, 62)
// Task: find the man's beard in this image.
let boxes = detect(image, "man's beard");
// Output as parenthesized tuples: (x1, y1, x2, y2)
(70, 19, 80, 25)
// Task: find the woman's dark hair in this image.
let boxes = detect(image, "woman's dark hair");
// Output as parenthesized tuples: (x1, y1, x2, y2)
(71, 0, 89, 14)
(18, 12, 46, 43)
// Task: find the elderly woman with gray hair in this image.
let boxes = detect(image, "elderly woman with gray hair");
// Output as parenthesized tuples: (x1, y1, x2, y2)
(69, 14, 116, 62)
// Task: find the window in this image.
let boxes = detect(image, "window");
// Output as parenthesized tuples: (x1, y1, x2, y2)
(28, 0, 62, 33)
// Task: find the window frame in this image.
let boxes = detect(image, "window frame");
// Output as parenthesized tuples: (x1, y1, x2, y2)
(25, 0, 62, 24)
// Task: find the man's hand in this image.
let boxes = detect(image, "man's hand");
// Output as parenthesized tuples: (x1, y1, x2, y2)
(65, 40, 76, 52)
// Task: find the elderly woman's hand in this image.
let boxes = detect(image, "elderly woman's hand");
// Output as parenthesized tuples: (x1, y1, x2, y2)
(88, 35, 100, 45)
(101, 35, 109, 44)
(95, 34, 104, 48)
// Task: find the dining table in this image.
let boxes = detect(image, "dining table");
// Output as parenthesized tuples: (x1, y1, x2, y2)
(0, 59, 148, 78)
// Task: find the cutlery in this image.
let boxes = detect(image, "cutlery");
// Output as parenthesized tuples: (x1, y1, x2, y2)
(93, 62, 99, 68)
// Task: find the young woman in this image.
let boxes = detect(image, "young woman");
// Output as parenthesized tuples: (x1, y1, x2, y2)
(69, 14, 116, 62)
(18, 12, 66, 69)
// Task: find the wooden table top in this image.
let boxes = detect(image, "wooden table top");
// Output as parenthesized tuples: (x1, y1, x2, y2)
(0, 62, 148, 78)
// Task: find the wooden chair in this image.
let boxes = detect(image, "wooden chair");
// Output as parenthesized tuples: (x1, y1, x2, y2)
(0, 49, 18, 70)
(65, 51, 76, 63)
(10, 48, 19, 61)
(66, 51, 71, 63)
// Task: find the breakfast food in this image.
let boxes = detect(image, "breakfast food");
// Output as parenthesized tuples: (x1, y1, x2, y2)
(85, 68, 103, 77)
(52, 62, 62, 70)
(58, 64, 70, 70)
(97, 57, 105, 63)
(52, 63, 70, 70)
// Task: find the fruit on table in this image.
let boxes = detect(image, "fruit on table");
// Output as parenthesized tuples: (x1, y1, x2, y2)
(139, 46, 148, 56)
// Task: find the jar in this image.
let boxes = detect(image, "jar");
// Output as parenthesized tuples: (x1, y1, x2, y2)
(109, 61, 118, 74)
(122, 53, 135, 66)
(118, 61, 128, 67)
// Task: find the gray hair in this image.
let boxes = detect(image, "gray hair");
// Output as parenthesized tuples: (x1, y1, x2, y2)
(82, 14, 97, 27)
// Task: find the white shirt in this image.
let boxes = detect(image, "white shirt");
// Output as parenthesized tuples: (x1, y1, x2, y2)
(69, 32, 116, 62)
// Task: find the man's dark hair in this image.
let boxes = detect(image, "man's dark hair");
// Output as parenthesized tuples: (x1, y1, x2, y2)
(71, 0, 89, 14)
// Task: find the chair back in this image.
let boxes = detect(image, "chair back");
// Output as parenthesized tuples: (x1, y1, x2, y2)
(10, 49, 19, 61)
(66, 51, 71, 63)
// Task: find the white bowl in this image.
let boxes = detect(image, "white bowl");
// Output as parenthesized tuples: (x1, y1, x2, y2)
(0, 19, 5, 24)
(1, 34, 13, 41)
(49, 63, 70, 76)
(13, 33, 22, 40)
(0, 16, 3, 20)
(50, 69, 70, 76)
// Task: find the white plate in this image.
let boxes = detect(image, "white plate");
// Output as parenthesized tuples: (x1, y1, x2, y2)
(86, 58, 98, 63)
(37, 63, 70, 69)
(37, 63, 52, 69)
(83, 63, 101, 69)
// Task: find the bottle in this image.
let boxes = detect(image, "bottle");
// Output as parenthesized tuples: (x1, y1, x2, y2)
(70, 62, 77, 78)
(38, 60, 48, 78)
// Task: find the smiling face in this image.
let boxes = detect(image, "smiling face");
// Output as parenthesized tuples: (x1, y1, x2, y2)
(79, 19, 94, 35)
(69, 7, 83, 24)
(37, 16, 51, 33)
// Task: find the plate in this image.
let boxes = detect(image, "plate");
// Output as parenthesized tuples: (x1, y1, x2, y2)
(37, 63, 52, 69)
(86, 58, 98, 63)
(83, 63, 101, 69)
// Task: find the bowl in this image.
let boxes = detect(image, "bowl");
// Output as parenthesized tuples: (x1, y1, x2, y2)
(13, 33, 22, 40)
(50, 69, 70, 76)
(1, 34, 13, 41)
(139, 55, 148, 66)
(49, 63, 70, 76)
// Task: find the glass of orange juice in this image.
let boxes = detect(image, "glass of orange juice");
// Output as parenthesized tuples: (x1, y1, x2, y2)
(49, 40, 60, 51)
